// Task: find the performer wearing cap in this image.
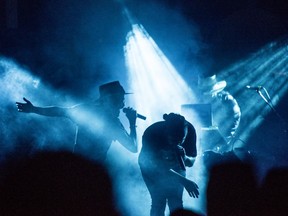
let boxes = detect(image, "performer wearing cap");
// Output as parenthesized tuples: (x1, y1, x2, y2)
(16, 81, 138, 162)
(197, 74, 241, 152)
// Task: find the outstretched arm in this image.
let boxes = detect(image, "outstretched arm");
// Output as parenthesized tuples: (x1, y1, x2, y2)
(16, 97, 68, 117)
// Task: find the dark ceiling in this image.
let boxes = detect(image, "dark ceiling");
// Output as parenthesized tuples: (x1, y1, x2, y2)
(0, 0, 287, 96)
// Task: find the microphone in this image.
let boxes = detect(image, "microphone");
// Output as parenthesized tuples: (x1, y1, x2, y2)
(246, 85, 263, 91)
(123, 108, 147, 120)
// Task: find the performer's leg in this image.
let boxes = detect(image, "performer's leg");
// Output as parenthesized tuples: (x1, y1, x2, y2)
(140, 170, 167, 216)
(167, 183, 184, 214)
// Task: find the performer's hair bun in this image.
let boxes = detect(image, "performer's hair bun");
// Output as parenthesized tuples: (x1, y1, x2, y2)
(163, 113, 185, 122)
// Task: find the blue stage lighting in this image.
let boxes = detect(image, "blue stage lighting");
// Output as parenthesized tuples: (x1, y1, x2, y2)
(124, 24, 196, 128)
(217, 38, 288, 145)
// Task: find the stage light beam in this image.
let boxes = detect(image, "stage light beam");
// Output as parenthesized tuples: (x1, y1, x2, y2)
(124, 24, 196, 128)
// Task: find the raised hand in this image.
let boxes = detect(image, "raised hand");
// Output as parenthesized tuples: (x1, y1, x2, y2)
(123, 107, 137, 126)
(16, 97, 34, 113)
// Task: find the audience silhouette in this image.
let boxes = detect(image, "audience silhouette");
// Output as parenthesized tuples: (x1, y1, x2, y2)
(2, 140, 288, 216)
(206, 161, 259, 216)
(258, 167, 288, 216)
(170, 208, 204, 216)
(0, 150, 120, 216)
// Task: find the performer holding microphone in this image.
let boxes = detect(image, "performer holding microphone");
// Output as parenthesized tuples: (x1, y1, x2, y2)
(16, 81, 143, 162)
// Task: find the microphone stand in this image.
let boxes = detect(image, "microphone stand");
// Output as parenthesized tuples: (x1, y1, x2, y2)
(256, 87, 288, 134)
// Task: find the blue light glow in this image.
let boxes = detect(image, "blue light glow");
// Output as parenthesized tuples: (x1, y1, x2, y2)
(218, 38, 288, 145)
(124, 24, 197, 127)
